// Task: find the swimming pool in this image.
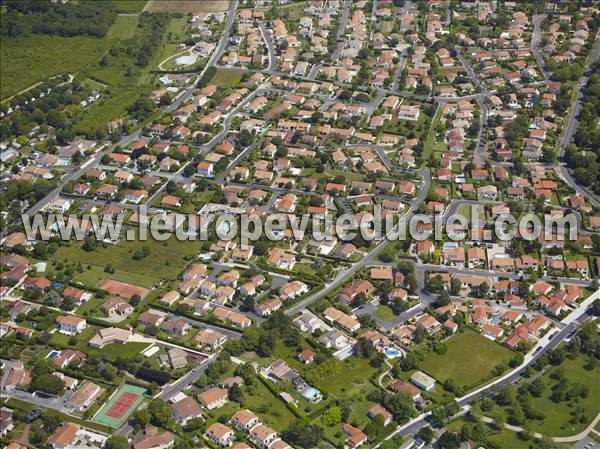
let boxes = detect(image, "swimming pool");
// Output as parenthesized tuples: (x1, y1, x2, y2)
(383, 347, 402, 359)
(301, 387, 321, 402)
(46, 350, 61, 359)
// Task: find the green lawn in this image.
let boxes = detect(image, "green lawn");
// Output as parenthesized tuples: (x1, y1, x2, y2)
(48, 327, 149, 362)
(245, 378, 297, 430)
(514, 354, 600, 437)
(1, 35, 112, 100)
(419, 329, 514, 390)
(107, 15, 140, 39)
(47, 234, 203, 289)
(210, 69, 244, 87)
(375, 305, 396, 321)
(75, 297, 108, 316)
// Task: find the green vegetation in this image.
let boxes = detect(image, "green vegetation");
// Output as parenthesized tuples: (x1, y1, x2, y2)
(422, 104, 443, 162)
(375, 305, 396, 321)
(514, 353, 600, 437)
(153, 16, 191, 70)
(0, 35, 112, 100)
(113, 1, 148, 14)
(6, 397, 111, 433)
(1, 1, 117, 38)
(209, 69, 244, 87)
(419, 329, 514, 391)
(107, 15, 140, 39)
(446, 417, 546, 449)
(565, 60, 600, 194)
(46, 233, 202, 288)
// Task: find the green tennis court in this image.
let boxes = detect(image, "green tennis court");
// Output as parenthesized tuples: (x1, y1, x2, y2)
(93, 384, 147, 428)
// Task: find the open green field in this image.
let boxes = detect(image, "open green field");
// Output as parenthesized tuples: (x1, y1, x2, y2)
(515, 354, 600, 437)
(419, 329, 514, 390)
(107, 15, 140, 39)
(47, 234, 202, 289)
(114, 1, 148, 14)
(210, 69, 244, 87)
(47, 262, 158, 289)
(422, 104, 443, 162)
(375, 305, 396, 321)
(447, 418, 550, 449)
(144, 0, 230, 13)
(0, 35, 112, 100)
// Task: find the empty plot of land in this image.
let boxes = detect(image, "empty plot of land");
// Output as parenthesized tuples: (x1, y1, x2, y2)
(144, 1, 230, 13)
(210, 69, 244, 86)
(419, 329, 514, 390)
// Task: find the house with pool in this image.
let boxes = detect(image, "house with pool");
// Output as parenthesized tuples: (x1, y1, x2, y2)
(261, 359, 323, 403)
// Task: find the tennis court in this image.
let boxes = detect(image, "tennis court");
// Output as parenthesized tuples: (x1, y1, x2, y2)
(98, 279, 150, 299)
(93, 384, 147, 428)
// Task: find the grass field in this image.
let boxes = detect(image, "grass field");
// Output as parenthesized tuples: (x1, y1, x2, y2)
(447, 418, 537, 449)
(93, 384, 147, 428)
(107, 15, 140, 39)
(144, 0, 230, 13)
(419, 329, 514, 390)
(0, 35, 112, 100)
(375, 305, 396, 321)
(422, 104, 443, 163)
(114, 1, 148, 13)
(210, 69, 244, 87)
(514, 354, 600, 437)
(47, 234, 202, 289)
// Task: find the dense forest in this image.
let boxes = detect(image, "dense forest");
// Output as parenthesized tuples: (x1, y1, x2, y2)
(564, 60, 600, 193)
(0, 0, 117, 38)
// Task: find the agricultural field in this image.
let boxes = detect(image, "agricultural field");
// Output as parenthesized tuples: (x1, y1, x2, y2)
(144, 0, 230, 13)
(418, 329, 514, 390)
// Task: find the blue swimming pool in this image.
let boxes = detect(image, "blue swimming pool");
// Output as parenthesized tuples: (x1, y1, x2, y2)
(301, 387, 321, 401)
(46, 350, 61, 359)
(384, 347, 402, 359)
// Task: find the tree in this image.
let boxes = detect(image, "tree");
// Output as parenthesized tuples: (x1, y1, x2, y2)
(147, 399, 175, 429)
(438, 431, 461, 449)
(282, 421, 324, 449)
(322, 407, 342, 426)
(396, 352, 418, 372)
(417, 426, 434, 443)
(228, 384, 243, 403)
(132, 409, 150, 428)
(104, 436, 128, 449)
